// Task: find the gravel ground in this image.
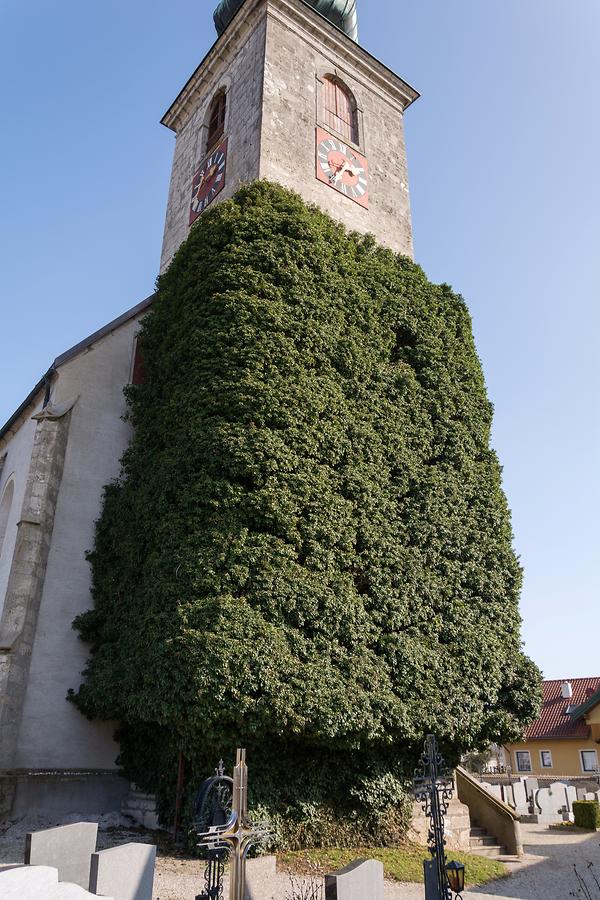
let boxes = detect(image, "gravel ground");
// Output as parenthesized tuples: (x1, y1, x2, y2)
(2, 819, 599, 900)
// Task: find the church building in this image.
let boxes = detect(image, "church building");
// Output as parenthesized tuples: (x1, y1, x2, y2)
(0, 0, 418, 817)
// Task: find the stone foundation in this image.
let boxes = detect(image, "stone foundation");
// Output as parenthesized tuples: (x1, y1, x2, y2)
(121, 784, 160, 830)
(410, 795, 472, 852)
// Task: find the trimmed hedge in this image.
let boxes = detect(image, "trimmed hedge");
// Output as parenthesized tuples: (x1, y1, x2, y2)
(70, 181, 541, 841)
(573, 800, 600, 829)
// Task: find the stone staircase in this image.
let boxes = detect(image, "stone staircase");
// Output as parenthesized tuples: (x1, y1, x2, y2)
(469, 820, 505, 858)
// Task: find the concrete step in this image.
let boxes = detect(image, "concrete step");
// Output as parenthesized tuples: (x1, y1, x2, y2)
(469, 843, 506, 858)
(469, 827, 487, 837)
(470, 835, 500, 847)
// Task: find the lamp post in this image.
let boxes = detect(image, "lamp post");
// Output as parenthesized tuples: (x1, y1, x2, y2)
(413, 735, 466, 900)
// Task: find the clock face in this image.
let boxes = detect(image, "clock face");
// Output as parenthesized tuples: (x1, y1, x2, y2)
(316, 127, 368, 209)
(189, 138, 228, 224)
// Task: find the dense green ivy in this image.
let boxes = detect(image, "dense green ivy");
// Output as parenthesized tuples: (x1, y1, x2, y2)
(71, 181, 541, 841)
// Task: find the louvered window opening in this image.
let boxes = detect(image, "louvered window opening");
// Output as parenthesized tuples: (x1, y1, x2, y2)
(323, 77, 358, 144)
(207, 93, 226, 150)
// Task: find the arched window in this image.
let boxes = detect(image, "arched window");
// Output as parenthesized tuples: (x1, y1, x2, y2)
(0, 480, 14, 561)
(323, 75, 358, 144)
(206, 91, 227, 151)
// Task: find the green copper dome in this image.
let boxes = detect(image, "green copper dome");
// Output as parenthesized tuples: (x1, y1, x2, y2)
(214, 0, 358, 42)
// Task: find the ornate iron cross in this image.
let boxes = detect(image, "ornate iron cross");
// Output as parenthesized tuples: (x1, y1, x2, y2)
(413, 734, 455, 900)
(197, 749, 270, 900)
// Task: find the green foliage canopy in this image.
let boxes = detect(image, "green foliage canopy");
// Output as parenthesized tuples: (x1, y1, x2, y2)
(72, 181, 541, 835)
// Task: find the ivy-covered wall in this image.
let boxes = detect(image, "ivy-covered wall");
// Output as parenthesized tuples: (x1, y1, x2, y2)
(71, 181, 541, 844)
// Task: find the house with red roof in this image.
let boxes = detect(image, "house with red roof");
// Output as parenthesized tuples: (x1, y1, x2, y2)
(504, 678, 600, 778)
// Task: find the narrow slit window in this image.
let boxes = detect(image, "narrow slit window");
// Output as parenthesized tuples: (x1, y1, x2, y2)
(323, 76, 358, 145)
(131, 339, 146, 386)
(207, 92, 227, 151)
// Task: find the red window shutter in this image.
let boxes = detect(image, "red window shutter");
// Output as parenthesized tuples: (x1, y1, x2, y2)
(131, 341, 146, 386)
(323, 76, 358, 144)
(207, 92, 226, 150)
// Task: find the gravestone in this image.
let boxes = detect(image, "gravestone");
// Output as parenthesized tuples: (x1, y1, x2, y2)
(0, 865, 112, 900)
(524, 778, 538, 799)
(25, 822, 98, 889)
(565, 786, 577, 812)
(89, 843, 156, 900)
(548, 782, 571, 820)
(533, 788, 560, 822)
(502, 783, 515, 808)
(325, 859, 384, 900)
(481, 783, 503, 801)
(512, 781, 529, 815)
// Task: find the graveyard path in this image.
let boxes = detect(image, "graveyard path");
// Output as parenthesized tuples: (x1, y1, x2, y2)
(152, 824, 600, 900)
(382, 824, 600, 900)
(3, 819, 599, 900)
(469, 822, 600, 900)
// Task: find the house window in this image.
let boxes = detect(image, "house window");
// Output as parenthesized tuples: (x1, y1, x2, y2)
(515, 751, 532, 773)
(581, 750, 599, 773)
(540, 750, 553, 769)
(207, 91, 226, 151)
(323, 75, 359, 145)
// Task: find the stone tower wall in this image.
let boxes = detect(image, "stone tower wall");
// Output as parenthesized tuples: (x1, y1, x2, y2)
(160, 0, 417, 273)
(260, 0, 414, 256)
(160, 4, 267, 272)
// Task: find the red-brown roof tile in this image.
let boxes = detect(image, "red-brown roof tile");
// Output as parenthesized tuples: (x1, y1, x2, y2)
(525, 678, 600, 740)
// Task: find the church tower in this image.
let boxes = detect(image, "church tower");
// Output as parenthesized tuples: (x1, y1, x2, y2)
(160, 0, 419, 273)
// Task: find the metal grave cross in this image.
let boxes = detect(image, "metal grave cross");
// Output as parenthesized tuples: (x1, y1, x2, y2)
(197, 749, 270, 900)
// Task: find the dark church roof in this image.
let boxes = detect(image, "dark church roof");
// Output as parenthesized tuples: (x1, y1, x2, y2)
(214, 0, 358, 41)
(0, 295, 154, 444)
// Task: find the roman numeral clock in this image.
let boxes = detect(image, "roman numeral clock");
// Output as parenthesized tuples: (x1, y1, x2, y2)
(189, 138, 228, 224)
(316, 127, 368, 208)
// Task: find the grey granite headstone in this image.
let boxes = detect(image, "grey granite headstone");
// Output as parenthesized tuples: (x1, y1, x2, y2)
(25, 822, 98, 889)
(512, 781, 529, 814)
(565, 785, 577, 812)
(0, 864, 113, 899)
(325, 859, 384, 900)
(524, 778, 538, 798)
(89, 843, 156, 900)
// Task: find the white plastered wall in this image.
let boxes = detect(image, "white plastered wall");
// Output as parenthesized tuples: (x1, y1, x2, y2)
(15, 315, 144, 769)
(0, 403, 42, 619)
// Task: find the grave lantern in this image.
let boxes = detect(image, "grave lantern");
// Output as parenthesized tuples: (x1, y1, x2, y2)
(446, 860, 465, 897)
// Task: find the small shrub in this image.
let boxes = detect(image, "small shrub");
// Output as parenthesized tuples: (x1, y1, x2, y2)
(283, 866, 323, 900)
(573, 801, 600, 830)
(572, 860, 600, 900)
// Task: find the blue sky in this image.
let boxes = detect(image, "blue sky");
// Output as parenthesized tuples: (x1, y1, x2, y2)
(1, 0, 598, 680)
